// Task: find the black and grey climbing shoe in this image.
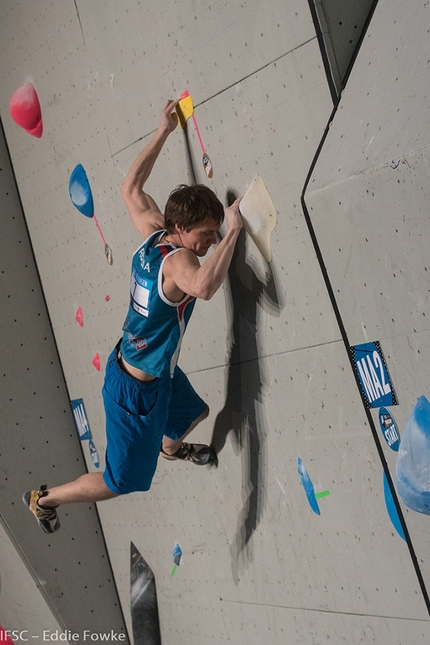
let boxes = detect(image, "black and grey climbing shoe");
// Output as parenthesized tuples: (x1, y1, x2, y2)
(22, 484, 60, 534)
(161, 442, 217, 465)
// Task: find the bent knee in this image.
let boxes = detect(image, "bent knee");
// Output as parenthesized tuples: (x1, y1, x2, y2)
(198, 405, 210, 422)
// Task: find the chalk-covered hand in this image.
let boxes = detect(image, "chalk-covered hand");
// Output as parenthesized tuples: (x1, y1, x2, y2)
(224, 197, 243, 232)
(159, 99, 179, 135)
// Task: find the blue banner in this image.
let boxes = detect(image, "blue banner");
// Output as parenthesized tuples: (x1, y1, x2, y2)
(350, 341, 397, 409)
(71, 398, 91, 440)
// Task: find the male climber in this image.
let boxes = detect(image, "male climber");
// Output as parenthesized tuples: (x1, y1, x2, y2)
(23, 99, 243, 533)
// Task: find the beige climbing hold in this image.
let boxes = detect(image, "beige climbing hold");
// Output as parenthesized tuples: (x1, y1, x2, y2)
(239, 176, 276, 263)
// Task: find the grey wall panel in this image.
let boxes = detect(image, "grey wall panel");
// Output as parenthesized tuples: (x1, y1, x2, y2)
(0, 123, 128, 639)
(222, 603, 430, 644)
(99, 349, 430, 640)
(0, 520, 64, 637)
(305, 0, 430, 611)
(311, 0, 375, 95)
(60, 0, 317, 155)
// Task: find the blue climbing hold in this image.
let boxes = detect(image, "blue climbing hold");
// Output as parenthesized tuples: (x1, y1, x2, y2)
(69, 164, 94, 218)
(396, 395, 430, 515)
(298, 458, 320, 515)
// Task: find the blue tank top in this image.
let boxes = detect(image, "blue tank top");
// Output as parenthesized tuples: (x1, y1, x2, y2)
(120, 230, 196, 378)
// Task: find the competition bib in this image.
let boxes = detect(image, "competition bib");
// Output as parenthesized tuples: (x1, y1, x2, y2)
(130, 269, 153, 317)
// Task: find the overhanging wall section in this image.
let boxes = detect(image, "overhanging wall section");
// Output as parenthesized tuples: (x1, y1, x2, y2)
(310, 0, 376, 97)
(0, 121, 128, 639)
(305, 0, 430, 603)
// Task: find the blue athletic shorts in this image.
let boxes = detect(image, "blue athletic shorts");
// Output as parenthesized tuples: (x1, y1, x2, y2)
(102, 346, 207, 494)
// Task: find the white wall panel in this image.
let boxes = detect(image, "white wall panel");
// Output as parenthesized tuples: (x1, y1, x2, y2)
(305, 0, 430, 622)
(0, 120, 127, 636)
(2, 0, 430, 642)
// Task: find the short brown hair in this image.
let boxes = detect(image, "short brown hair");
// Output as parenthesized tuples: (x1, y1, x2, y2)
(164, 184, 224, 233)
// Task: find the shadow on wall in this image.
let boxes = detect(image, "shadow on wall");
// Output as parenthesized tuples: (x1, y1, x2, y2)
(182, 121, 197, 185)
(211, 190, 284, 584)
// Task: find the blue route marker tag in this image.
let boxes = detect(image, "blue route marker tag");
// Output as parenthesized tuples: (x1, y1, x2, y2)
(72, 398, 100, 468)
(71, 398, 91, 440)
(378, 407, 400, 451)
(350, 341, 398, 409)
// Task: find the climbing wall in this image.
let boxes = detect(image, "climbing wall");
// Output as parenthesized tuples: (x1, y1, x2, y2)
(309, 0, 376, 95)
(1, 0, 430, 643)
(304, 0, 430, 606)
(0, 122, 127, 637)
(0, 520, 64, 638)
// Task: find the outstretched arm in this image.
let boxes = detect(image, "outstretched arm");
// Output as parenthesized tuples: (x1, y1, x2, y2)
(163, 198, 244, 300)
(120, 99, 179, 238)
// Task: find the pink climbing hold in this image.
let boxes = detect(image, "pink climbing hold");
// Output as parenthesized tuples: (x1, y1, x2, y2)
(105, 294, 111, 302)
(9, 82, 43, 138)
(92, 353, 101, 371)
(75, 306, 84, 327)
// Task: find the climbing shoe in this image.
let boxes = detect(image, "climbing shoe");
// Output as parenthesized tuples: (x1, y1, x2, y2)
(161, 442, 217, 466)
(22, 485, 60, 534)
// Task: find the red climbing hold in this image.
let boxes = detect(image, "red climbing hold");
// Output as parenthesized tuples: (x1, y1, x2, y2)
(75, 306, 84, 327)
(10, 83, 43, 138)
(92, 353, 101, 371)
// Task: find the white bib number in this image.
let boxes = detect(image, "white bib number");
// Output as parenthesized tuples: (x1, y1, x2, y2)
(130, 270, 153, 317)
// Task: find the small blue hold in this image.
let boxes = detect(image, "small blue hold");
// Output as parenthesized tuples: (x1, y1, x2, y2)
(298, 458, 320, 515)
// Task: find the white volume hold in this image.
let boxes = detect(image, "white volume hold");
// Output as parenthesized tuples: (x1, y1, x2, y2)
(239, 175, 277, 263)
